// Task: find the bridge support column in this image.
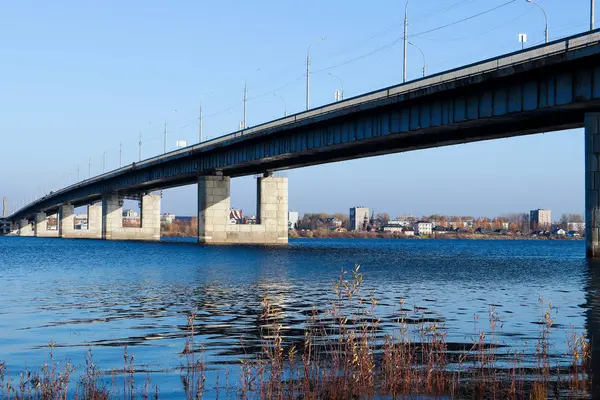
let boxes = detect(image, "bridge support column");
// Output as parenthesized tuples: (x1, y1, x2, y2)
(34, 212, 58, 238)
(198, 174, 288, 245)
(59, 204, 102, 239)
(18, 219, 33, 236)
(102, 193, 161, 241)
(586, 113, 600, 257)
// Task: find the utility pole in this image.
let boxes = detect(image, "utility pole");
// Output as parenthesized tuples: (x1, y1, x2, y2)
(306, 37, 326, 111)
(199, 103, 203, 142)
(243, 82, 247, 129)
(139, 133, 143, 161)
(306, 51, 311, 110)
(403, 0, 410, 83)
(119, 142, 122, 167)
(592, 0, 596, 30)
(164, 122, 168, 153)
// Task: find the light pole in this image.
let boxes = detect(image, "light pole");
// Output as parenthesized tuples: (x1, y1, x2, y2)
(243, 82, 247, 129)
(592, 0, 596, 30)
(306, 37, 327, 110)
(199, 89, 217, 143)
(403, 0, 410, 83)
(328, 72, 344, 101)
(199, 103, 203, 142)
(408, 41, 426, 77)
(526, 0, 548, 43)
(273, 93, 287, 117)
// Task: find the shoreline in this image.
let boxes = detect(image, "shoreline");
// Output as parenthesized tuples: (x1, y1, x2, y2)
(160, 231, 584, 240)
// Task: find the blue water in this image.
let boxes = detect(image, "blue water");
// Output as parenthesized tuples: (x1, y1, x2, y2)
(0, 237, 595, 398)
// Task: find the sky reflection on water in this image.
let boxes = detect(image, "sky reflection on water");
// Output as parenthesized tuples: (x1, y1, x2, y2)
(0, 237, 594, 397)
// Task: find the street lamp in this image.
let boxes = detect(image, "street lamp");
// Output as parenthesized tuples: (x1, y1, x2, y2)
(306, 37, 327, 110)
(408, 41, 426, 77)
(526, 0, 548, 43)
(403, 0, 410, 83)
(273, 93, 287, 117)
(592, 0, 596, 30)
(328, 72, 344, 101)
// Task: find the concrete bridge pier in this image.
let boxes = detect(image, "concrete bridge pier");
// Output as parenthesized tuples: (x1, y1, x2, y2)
(586, 113, 600, 257)
(18, 219, 33, 236)
(34, 212, 58, 238)
(101, 193, 161, 241)
(58, 204, 102, 239)
(197, 174, 288, 245)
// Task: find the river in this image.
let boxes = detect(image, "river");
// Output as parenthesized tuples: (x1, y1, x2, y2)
(0, 237, 597, 398)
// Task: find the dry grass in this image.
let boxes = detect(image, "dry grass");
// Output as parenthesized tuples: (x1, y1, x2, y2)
(0, 266, 592, 399)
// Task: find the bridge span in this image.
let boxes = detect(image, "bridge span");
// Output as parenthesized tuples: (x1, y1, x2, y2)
(7, 30, 600, 254)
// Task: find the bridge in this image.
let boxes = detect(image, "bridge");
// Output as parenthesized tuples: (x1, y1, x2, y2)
(6, 30, 600, 254)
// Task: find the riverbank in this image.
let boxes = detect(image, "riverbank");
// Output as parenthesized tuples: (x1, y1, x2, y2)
(162, 230, 583, 240)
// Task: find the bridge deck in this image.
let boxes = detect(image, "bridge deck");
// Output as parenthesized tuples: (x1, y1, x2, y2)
(10, 29, 600, 220)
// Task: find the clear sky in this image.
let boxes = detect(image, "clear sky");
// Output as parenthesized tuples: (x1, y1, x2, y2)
(0, 0, 593, 219)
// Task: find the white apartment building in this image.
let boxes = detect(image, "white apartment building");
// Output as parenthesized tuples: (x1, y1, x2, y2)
(349, 207, 370, 231)
(414, 221, 433, 235)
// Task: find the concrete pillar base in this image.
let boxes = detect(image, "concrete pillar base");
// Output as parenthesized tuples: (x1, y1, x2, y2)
(59, 204, 102, 239)
(102, 193, 161, 241)
(198, 175, 288, 245)
(586, 113, 600, 257)
(18, 219, 33, 236)
(34, 212, 58, 238)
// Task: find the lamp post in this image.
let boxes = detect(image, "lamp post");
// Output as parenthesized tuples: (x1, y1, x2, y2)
(306, 37, 327, 110)
(408, 41, 426, 77)
(199, 103, 203, 142)
(273, 93, 287, 117)
(328, 72, 345, 101)
(592, 0, 596, 30)
(403, 0, 410, 83)
(526, 0, 548, 43)
(243, 82, 247, 129)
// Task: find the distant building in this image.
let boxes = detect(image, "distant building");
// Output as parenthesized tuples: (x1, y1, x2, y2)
(388, 219, 412, 228)
(530, 209, 552, 230)
(288, 211, 299, 230)
(502, 222, 509, 230)
(325, 217, 343, 229)
(122, 209, 140, 220)
(243, 215, 258, 224)
(414, 221, 433, 235)
(568, 222, 585, 232)
(349, 207, 370, 231)
(161, 213, 176, 225)
(382, 225, 404, 233)
(403, 230, 415, 236)
(552, 228, 566, 235)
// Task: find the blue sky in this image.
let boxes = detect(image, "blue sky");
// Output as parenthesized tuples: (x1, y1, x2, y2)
(0, 0, 593, 218)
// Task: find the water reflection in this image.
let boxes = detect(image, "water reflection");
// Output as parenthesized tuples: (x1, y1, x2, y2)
(0, 237, 593, 395)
